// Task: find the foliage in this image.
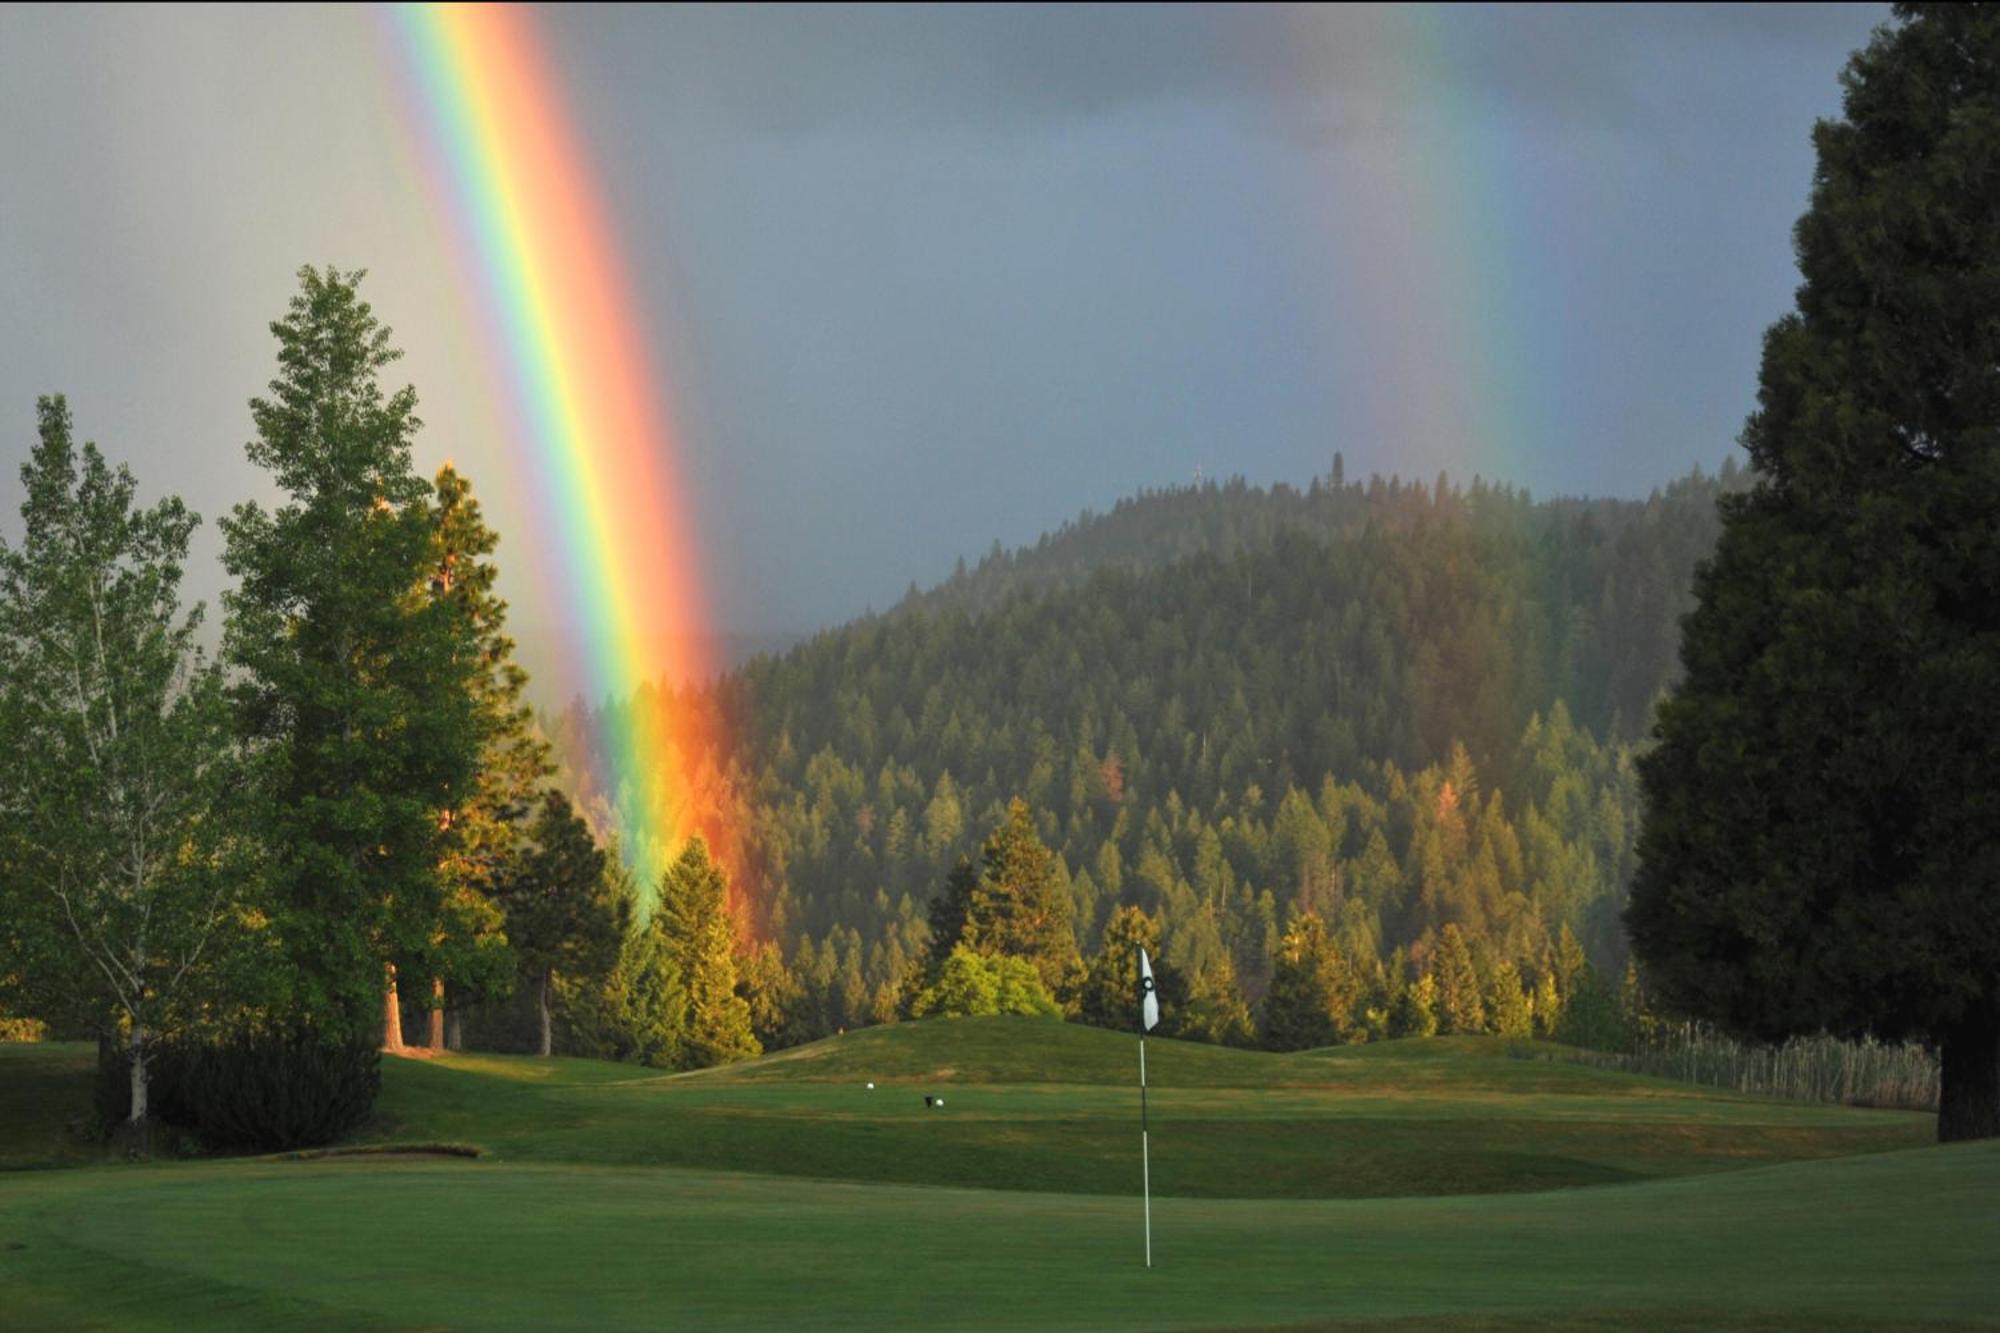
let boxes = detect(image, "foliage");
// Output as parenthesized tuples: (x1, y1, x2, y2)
(1075, 905, 1182, 1032)
(0, 395, 244, 1122)
(556, 462, 1734, 1052)
(960, 797, 1079, 996)
(908, 945, 1061, 1018)
(220, 266, 481, 1040)
(654, 836, 760, 1067)
(426, 463, 551, 1019)
(1260, 911, 1363, 1050)
(1628, 4, 2000, 1142)
(495, 790, 626, 1056)
(96, 1024, 379, 1151)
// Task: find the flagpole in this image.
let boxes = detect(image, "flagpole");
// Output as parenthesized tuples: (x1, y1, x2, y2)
(1140, 1030, 1152, 1269)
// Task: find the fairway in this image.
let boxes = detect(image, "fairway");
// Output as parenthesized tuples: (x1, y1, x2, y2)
(3, 1021, 1993, 1329)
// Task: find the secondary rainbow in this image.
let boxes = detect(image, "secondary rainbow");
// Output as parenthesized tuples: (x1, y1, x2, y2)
(386, 3, 720, 894)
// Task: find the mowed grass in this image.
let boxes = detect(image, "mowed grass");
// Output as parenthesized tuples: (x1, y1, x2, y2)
(1, 1146, 1995, 1329)
(355, 1019, 1931, 1198)
(1, 1020, 1989, 1329)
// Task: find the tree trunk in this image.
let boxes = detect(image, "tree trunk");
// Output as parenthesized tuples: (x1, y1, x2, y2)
(1938, 1009, 2000, 1142)
(128, 1022, 148, 1125)
(445, 1009, 463, 1051)
(428, 976, 446, 1051)
(538, 969, 553, 1058)
(383, 963, 404, 1052)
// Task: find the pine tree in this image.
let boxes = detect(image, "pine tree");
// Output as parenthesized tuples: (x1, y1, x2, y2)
(657, 836, 760, 1068)
(221, 267, 482, 1042)
(496, 790, 625, 1057)
(1433, 924, 1485, 1035)
(1392, 972, 1440, 1039)
(962, 798, 1079, 995)
(1260, 911, 1363, 1051)
(425, 463, 552, 1048)
(1486, 961, 1532, 1039)
(1077, 905, 1177, 1031)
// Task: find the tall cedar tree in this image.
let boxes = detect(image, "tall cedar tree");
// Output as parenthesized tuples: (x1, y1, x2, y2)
(498, 790, 624, 1057)
(963, 798, 1080, 996)
(424, 464, 552, 1047)
(0, 397, 239, 1121)
(656, 835, 759, 1067)
(1627, 4, 2000, 1142)
(221, 267, 481, 1042)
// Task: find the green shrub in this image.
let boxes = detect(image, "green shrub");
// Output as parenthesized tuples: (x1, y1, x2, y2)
(96, 1025, 380, 1151)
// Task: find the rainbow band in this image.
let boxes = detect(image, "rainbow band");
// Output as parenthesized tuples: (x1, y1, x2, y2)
(387, 3, 717, 895)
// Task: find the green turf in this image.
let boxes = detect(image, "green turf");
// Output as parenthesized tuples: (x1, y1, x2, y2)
(0, 1146, 1993, 1329)
(351, 1020, 1930, 1199)
(0, 1021, 1986, 1329)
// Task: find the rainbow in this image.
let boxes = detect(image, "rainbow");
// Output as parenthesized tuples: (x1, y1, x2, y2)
(383, 3, 724, 898)
(1271, 4, 1557, 492)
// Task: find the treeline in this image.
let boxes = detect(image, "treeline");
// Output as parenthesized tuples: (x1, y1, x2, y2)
(548, 462, 1743, 1054)
(0, 268, 761, 1152)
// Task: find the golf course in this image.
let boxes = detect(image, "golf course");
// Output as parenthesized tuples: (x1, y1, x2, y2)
(1, 1017, 1991, 1329)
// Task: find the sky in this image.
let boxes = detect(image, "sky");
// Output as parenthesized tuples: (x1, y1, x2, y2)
(0, 3, 1889, 695)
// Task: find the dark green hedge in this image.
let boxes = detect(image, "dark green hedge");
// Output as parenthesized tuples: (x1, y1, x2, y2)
(97, 1025, 380, 1152)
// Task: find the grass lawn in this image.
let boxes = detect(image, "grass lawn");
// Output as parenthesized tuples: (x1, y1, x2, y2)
(0, 1020, 1989, 1329)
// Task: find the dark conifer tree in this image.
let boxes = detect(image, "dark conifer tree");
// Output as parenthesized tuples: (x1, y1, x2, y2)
(221, 267, 481, 1043)
(496, 790, 624, 1057)
(1629, 3, 2000, 1142)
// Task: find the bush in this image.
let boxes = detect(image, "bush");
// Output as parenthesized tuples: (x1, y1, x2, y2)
(910, 946, 1061, 1019)
(96, 1025, 380, 1152)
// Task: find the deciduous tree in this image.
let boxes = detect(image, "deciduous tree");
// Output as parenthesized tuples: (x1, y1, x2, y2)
(0, 397, 241, 1122)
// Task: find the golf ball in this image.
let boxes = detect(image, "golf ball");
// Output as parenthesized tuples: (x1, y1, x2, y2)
(866, 1082, 874, 1090)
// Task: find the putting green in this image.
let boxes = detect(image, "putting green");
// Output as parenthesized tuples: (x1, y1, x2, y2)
(0, 1146, 1994, 1329)
(0, 1022, 1986, 1329)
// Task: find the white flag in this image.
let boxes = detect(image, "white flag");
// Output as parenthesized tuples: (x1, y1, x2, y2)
(1138, 946, 1159, 1032)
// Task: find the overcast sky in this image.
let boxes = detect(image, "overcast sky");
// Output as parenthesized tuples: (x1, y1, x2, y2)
(0, 3, 1888, 686)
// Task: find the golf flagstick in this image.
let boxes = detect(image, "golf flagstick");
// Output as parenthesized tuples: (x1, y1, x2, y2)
(1138, 946, 1160, 1268)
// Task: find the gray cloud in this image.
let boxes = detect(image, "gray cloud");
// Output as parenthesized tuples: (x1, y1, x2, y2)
(0, 3, 1891, 694)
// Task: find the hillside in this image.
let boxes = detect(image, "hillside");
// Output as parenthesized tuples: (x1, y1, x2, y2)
(547, 464, 1745, 1052)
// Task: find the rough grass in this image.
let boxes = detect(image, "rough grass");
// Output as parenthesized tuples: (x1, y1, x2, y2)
(0, 1021, 1984, 1329)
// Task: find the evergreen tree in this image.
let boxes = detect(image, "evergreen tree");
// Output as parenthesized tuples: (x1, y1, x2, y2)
(1432, 925, 1485, 1035)
(962, 798, 1080, 995)
(657, 836, 760, 1068)
(1486, 960, 1532, 1039)
(0, 397, 242, 1122)
(424, 464, 551, 1049)
(1630, 4, 2000, 1141)
(738, 939, 806, 1052)
(1077, 905, 1178, 1031)
(1260, 911, 1362, 1051)
(1391, 972, 1440, 1039)
(496, 790, 625, 1057)
(1182, 956, 1254, 1047)
(221, 267, 481, 1042)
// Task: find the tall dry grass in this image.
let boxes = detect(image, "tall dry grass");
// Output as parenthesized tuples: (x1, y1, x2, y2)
(1542, 1026, 1938, 1111)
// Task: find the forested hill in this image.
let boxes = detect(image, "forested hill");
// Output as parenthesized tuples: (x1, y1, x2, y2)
(554, 460, 1745, 1045)
(893, 456, 1741, 644)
